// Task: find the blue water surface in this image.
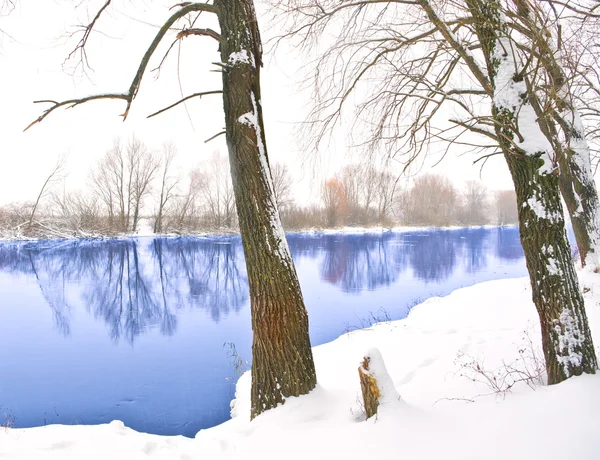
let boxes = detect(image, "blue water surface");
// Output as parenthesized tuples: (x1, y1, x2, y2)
(0, 227, 526, 436)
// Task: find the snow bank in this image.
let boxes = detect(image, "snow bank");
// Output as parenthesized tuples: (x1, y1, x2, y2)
(2, 272, 599, 459)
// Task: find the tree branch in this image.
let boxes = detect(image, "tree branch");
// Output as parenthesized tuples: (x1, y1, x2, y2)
(177, 27, 222, 42)
(27, 2, 218, 130)
(147, 90, 223, 118)
(64, 0, 112, 71)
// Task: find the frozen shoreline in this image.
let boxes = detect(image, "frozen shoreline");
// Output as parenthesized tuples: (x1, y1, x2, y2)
(1, 268, 598, 460)
(0, 223, 515, 243)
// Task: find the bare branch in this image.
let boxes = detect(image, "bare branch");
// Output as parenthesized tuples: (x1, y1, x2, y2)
(177, 27, 222, 42)
(25, 94, 129, 131)
(204, 131, 226, 143)
(64, 0, 112, 71)
(147, 90, 223, 118)
(27, 2, 218, 130)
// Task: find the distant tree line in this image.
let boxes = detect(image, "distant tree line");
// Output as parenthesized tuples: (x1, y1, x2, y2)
(0, 138, 518, 238)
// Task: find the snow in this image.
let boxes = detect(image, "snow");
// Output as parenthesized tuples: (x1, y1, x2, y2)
(555, 308, 585, 377)
(2, 272, 600, 459)
(492, 36, 555, 174)
(359, 347, 402, 409)
(238, 90, 294, 266)
(227, 50, 253, 67)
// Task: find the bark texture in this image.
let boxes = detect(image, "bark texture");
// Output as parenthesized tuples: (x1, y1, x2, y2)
(358, 356, 380, 419)
(216, 0, 317, 419)
(511, 0, 600, 269)
(557, 148, 600, 268)
(504, 153, 597, 383)
(466, 0, 597, 384)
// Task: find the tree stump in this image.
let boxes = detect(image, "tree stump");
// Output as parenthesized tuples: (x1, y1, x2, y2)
(358, 356, 381, 419)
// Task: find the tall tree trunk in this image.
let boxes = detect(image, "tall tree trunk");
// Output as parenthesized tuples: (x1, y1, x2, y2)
(557, 145, 600, 269)
(465, 0, 597, 384)
(511, 0, 600, 269)
(215, 0, 317, 419)
(504, 153, 597, 383)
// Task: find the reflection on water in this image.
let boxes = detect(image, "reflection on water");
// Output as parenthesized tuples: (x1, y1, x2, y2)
(0, 227, 525, 436)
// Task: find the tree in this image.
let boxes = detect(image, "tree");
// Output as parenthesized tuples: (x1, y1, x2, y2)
(508, 0, 600, 269)
(154, 142, 179, 234)
(201, 152, 236, 229)
(271, 162, 294, 211)
(464, 0, 596, 383)
(27, 0, 316, 418)
(274, 0, 600, 269)
(27, 154, 67, 232)
(171, 168, 206, 232)
(90, 137, 158, 233)
(374, 169, 398, 225)
(274, 0, 598, 382)
(128, 137, 159, 232)
(494, 190, 518, 225)
(322, 177, 349, 226)
(403, 174, 458, 226)
(460, 181, 489, 226)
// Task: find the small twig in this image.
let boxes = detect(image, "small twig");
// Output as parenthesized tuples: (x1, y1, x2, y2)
(204, 131, 226, 143)
(147, 90, 222, 118)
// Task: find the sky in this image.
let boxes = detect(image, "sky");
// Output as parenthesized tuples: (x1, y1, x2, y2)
(0, 0, 515, 207)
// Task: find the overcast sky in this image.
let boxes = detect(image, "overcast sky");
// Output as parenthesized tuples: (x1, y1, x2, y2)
(0, 0, 515, 207)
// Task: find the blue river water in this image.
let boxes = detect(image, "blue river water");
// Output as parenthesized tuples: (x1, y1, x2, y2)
(0, 227, 526, 436)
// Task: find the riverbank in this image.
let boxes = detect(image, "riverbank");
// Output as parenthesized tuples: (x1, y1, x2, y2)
(2, 269, 598, 459)
(0, 223, 508, 243)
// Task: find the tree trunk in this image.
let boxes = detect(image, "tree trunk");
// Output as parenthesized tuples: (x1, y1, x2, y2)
(511, 0, 600, 269)
(505, 153, 597, 383)
(464, 0, 597, 384)
(556, 123, 600, 269)
(358, 356, 381, 419)
(216, 0, 317, 419)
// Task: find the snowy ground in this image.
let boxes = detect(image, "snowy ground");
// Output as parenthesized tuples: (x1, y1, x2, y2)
(2, 271, 599, 459)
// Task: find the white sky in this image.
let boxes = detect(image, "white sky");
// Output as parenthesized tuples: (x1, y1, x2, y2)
(0, 0, 514, 207)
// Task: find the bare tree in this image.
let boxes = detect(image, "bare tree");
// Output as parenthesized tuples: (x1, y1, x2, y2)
(464, 0, 597, 383)
(338, 164, 362, 223)
(201, 152, 236, 229)
(271, 162, 295, 211)
(507, 0, 600, 269)
(375, 169, 398, 225)
(27, 0, 316, 418)
(90, 137, 157, 233)
(403, 174, 458, 226)
(154, 142, 180, 234)
(495, 190, 518, 225)
(128, 137, 159, 232)
(460, 181, 489, 226)
(322, 177, 349, 226)
(171, 168, 206, 232)
(274, 0, 598, 382)
(27, 154, 67, 232)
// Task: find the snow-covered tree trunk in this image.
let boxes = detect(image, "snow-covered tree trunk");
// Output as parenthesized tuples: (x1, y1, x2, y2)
(216, 0, 317, 419)
(556, 112, 600, 269)
(466, 0, 598, 383)
(504, 153, 597, 383)
(512, 0, 600, 269)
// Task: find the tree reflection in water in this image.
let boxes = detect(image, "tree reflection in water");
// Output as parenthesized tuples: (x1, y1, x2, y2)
(0, 228, 524, 340)
(0, 237, 248, 343)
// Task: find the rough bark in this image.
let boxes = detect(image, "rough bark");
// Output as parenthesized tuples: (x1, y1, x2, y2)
(216, 0, 317, 419)
(512, 0, 600, 268)
(466, 0, 597, 384)
(358, 356, 380, 419)
(504, 153, 597, 383)
(557, 148, 600, 269)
